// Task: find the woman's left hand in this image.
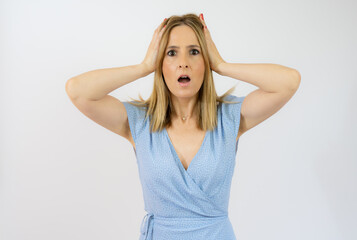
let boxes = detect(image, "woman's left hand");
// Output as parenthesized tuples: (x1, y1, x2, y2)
(199, 13, 226, 74)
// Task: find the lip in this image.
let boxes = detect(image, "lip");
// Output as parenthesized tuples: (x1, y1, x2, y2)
(178, 81, 190, 87)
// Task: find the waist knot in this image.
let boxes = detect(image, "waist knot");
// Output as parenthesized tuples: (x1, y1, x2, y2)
(140, 212, 228, 240)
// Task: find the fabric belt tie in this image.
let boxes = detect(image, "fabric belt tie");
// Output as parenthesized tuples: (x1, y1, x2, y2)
(140, 212, 154, 240)
(140, 212, 229, 239)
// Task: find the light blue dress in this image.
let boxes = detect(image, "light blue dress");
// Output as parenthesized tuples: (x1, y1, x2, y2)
(122, 94, 245, 240)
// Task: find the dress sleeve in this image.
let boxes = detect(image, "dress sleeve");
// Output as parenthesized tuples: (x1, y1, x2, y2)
(122, 101, 148, 146)
(221, 94, 246, 139)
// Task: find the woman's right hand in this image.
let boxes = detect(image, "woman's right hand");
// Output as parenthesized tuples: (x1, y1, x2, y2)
(141, 19, 167, 74)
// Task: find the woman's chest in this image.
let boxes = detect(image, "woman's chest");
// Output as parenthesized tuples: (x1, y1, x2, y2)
(165, 127, 206, 171)
(135, 129, 237, 198)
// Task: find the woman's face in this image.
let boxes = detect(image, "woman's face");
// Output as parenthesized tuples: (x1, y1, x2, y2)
(162, 25, 205, 99)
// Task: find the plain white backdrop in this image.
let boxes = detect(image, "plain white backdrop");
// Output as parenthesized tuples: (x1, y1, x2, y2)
(1, 0, 356, 239)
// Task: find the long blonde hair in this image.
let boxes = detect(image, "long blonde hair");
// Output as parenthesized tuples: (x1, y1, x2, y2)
(128, 13, 242, 133)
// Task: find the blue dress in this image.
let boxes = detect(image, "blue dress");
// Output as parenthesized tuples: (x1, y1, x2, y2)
(122, 94, 245, 240)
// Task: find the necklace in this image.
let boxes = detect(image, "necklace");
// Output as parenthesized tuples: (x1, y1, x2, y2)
(173, 111, 190, 121)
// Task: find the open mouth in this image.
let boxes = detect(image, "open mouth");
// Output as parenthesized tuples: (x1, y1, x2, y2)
(177, 75, 191, 83)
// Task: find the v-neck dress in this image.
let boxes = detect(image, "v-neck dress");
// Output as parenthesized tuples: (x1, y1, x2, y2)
(122, 94, 245, 240)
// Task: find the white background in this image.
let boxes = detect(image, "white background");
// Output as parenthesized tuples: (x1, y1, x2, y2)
(1, 0, 356, 239)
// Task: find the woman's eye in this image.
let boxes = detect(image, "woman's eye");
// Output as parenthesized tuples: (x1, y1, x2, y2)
(191, 49, 200, 55)
(167, 49, 200, 56)
(167, 50, 176, 56)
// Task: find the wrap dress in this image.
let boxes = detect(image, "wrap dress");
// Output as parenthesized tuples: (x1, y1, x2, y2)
(122, 94, 245, 240)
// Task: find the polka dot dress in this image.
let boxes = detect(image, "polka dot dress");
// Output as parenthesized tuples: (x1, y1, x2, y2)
(123, 94, 245, 240)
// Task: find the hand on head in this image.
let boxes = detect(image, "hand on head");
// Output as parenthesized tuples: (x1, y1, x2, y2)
(141, 18, 167, 74)
(198, 13, 226, 73)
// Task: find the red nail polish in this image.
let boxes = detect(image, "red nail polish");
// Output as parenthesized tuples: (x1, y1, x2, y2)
(201, 14, 204, 20)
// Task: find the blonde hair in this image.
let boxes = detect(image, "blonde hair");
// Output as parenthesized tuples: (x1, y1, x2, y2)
(128, 13, 242, 133)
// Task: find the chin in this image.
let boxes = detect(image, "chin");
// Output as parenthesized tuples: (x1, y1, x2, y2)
(172, 90, 200, 99)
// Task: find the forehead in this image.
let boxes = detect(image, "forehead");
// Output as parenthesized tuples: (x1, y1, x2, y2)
(167, 25, 199, 46)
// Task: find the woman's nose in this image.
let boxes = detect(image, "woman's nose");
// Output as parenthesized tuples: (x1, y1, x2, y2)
(179, 64, 188, 68)
(178, 55, 189, 68)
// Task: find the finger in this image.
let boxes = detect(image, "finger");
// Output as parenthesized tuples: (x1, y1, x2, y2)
(199, 14, 207, 29)
(158, 18, 167, 28)
(154, 19, 165, 33)
(160, 25, 166, 34)
(154, 19, 166, 37)
(154, 22, 166, 47)
(158, 18, 167, 35)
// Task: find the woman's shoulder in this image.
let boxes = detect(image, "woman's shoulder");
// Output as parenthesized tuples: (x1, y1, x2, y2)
(218, 94, 245, 120)
(222, 94, 244, 102)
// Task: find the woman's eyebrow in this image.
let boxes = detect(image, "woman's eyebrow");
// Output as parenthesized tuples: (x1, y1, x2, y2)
(167, 45, 200, 49)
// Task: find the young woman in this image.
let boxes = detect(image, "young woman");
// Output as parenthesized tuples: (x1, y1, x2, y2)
(66, 13, 300, 240)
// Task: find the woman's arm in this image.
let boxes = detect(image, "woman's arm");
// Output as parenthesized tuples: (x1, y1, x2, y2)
(220, 62, 301, 138)
(198, 14, 301, 138)
(217, 62, 301, 93)
(65, 64, 151, 100)
(66, 18, 167, 101)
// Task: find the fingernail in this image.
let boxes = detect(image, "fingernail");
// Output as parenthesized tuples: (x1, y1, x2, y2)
(164, 18, 167, 21)
(201, 14, 204, 20)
